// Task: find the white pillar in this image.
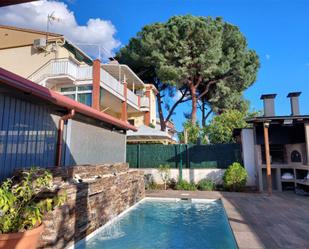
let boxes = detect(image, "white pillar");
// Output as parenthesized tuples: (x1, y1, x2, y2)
(304, 123, 309, 165)
(241, 128, 256, 186)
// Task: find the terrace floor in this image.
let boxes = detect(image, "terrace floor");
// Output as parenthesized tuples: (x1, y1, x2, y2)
(146, 190, 309, 249)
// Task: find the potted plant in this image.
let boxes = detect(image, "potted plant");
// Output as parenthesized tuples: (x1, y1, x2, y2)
(0, 168, 66, 249)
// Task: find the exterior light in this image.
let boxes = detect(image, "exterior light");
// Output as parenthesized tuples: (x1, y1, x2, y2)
(283, 119, 293, 125)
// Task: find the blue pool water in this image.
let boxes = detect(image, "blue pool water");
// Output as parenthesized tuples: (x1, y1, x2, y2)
(77, 199, 238, 249)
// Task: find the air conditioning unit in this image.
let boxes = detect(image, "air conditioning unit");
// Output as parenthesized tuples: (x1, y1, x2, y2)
(33, 38, 47, 49)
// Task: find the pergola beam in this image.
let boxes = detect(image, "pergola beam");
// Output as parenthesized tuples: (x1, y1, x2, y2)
(263, 122, 272, 195)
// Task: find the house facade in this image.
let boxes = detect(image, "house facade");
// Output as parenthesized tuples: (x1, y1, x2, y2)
(0, 25, 157, 126)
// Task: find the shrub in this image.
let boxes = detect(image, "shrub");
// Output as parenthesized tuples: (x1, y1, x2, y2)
(158, 164, 171, 190)
(223, 162, 247, 191)
(0, 168, 66, 233)
(144, 173, 155, 190)
(147, 182, 162, 190)
(197, 179, 215, 191)
(175, 179, 197, 191)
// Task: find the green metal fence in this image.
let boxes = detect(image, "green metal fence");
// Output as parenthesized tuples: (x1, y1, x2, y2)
(126, 143, 242, 169)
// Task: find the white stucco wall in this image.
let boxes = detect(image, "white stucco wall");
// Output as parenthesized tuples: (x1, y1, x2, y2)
(241, 128, 256, 186)
(141, 168, 226, 184)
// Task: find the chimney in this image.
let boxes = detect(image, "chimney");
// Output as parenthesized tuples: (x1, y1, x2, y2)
(287, 92, 301, 116)
(260, 94, 277, 117)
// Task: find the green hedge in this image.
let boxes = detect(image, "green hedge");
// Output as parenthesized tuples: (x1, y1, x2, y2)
(127, 143, 242, 169)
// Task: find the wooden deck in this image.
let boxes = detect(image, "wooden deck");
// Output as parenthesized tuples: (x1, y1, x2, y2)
(146, 190, 309, 249)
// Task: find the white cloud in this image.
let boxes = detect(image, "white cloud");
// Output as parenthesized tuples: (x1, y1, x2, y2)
(265, 54, 271, 60)
(0, 0, 120, 59)
(173, 90, 183, 101)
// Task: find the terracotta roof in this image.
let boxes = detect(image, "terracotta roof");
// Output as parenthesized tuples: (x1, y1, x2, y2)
(0, 67, 137, 131)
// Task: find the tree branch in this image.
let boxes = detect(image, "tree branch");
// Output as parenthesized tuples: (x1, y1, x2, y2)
(164, 88, 190, 123)
(197, 74, 234, 100)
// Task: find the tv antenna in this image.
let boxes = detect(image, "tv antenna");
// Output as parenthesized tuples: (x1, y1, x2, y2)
(46, 12, 61, 42)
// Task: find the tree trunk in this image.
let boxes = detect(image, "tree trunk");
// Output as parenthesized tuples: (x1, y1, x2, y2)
(201, 99, 206, 127)
(190, 84, 197, 124)
(156, 93, 166, 131)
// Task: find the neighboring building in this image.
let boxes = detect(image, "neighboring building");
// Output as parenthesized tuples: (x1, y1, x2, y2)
(0, 25, 156, 125)
(0, 67, 136, 180)
(236, 92, 309, 192)
(126, 120, 177, 144)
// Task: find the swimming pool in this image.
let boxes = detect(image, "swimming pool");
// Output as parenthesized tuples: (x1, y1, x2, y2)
(75, 198, 238, 249)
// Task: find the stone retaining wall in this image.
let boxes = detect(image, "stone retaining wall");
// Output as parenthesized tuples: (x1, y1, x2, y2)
(38, 164, 145, 249)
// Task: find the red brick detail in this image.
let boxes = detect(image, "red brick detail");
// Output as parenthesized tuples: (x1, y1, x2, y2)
(121, 81, 128, 121)
(144, 86, 151, 126)
(92, 59, 101, 110)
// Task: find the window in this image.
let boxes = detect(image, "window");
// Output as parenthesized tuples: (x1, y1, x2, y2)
(78, 85, 92, 91)
(60, 85, 92, 107)
(78, 93, 92, 106)
(60, 86, 76, 92)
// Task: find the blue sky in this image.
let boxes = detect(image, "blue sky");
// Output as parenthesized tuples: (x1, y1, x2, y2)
(68, 0, 309, 130)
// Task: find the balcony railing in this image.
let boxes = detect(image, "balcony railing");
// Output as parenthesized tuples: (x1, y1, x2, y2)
(127, 89, 139, 109)
(29, 58, 147, 110)
(100, 68, 124, 98)
(29, 59, 79, 83)
(78, 66, 92, 80)
(140, 96, 150, 108)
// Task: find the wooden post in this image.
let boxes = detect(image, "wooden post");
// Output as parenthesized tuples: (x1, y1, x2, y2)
(263, 122, 272, 195)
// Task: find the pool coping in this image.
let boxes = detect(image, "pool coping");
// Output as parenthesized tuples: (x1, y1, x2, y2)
(67, 196, 238, 249)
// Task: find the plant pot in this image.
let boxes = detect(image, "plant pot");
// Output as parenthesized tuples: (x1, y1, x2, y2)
(0, 224, 44, 249)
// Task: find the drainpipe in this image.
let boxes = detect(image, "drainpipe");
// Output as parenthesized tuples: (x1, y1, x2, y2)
(56, 109, 75, 167)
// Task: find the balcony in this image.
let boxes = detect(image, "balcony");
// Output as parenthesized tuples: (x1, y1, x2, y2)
(28, 59, 148, 111)
(140, 96, 150, 111)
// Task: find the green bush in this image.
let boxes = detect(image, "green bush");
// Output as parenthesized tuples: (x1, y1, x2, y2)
(175, 179, 197, 191)
(0, 168, 66, 233)
(223, 162, 247, 191)
(197, 179, 215, 191)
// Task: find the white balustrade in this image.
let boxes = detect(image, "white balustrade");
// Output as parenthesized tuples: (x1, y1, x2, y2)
(100, 68, 124, 97)
(29, 59, 142, 108)
(51, 59, 78, 78)
(140, 96, 150, 108)
(127, 89, 139, 108)
(78, 66, 92, 80)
